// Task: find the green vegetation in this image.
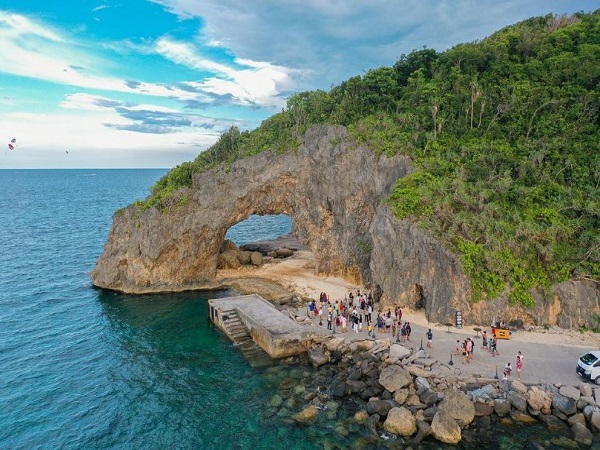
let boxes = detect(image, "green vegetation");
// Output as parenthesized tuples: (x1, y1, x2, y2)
(143, 11, 600, 306)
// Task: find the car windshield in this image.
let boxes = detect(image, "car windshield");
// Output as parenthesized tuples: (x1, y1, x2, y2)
(580, 353, 598, 365)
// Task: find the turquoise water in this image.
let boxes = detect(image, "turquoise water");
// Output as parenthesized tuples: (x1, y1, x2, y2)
(0, 169, 588, 449)
(0, 170, 291, 449)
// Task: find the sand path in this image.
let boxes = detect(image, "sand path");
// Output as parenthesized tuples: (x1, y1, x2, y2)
(220, 249, 600, 386)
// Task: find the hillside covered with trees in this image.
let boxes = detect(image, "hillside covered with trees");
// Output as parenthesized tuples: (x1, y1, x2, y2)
(145, 11, 599, 307)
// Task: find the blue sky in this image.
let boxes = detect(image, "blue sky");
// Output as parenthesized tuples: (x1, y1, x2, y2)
(0, 1, 596, 169)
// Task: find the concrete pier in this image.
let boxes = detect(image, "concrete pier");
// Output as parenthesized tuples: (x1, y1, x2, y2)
(208, 294, 327, 359)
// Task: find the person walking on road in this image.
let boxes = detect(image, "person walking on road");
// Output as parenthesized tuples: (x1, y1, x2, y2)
(516, 351, 523, 380)
(426, 329, 433, 348)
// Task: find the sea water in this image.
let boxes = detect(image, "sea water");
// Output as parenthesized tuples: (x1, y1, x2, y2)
(0, 169, 578, 449)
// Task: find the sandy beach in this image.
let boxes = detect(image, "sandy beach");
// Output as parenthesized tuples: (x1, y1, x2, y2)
(219, 248, 600, 385)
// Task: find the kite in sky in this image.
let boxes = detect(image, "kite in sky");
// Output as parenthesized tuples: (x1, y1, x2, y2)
(7, 138, 16, 150)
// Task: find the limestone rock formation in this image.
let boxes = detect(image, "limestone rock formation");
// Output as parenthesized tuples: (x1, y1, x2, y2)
(91, 125, 412, 294)
(91, 124, 599, 327)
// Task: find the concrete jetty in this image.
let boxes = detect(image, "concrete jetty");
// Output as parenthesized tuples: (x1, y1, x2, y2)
(208, 294, 328, 359)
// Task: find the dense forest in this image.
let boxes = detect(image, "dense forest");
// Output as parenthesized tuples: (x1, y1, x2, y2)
(144, 11, 599, 307)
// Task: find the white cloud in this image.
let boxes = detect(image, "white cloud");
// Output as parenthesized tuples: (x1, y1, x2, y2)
(150, 0, 598, 87)
(155, 37, 295, 106)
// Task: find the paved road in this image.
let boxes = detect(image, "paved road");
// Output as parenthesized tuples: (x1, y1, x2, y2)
(311, 311, 593, 387)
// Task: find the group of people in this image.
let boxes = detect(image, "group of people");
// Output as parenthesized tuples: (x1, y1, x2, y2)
(503, 351, 524, 380)
(481, 330, 499, 356)
(308, 290, 375, 334)
(309, 291, 414, 340)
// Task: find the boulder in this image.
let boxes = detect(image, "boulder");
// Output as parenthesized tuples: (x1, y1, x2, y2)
(393, 388, 409, 405)
(378, 364, 412, 393)
(413, 419, 432, 444)
(470, 384, 498, 401)
(324, 337, 345, 352)
(365, 413, 380, 438)
(571, 422, 593, 446)
(292, 405, 319, 422)
(407, 365, 431, 378)
(560, 385, 581, 402)
(217, 249, 240, 269)
(527, 386, 552, 414)
(237, 250, 252, 264)
(474, 402, 494, 416)
(511, 380, 528, 394)
(431, 411, 461, 444)
(346, 380, 367, 395)
(419, 388, 439, 406)
(538, 413, 569, 432)
(389, 344, 411, 360)
(307, 347, 329, 367)
(366, 399, 393, 417)
(508, 390, 528, 412)
(510, 411, 537, 424)
(383, 407, 417, 436)
(582, 404, 599, 423)
(568, 413, 586, 426)
(220, 239, 238, 253)
(354, 410, 369, 422)
(414, 376, 431, 394)
(438, 389, 475, 426)
(590, 411, 600, 432)
(250, 251, 263, 266)
(331, 381, 347, 398)
(580, 383, 593, 398)
(553, 393, 578, 416)
(493, 398, 512, 417)
(271, 247, 294, 258)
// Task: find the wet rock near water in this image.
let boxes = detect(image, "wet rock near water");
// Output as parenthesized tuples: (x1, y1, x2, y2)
(263, 336, 600, 447)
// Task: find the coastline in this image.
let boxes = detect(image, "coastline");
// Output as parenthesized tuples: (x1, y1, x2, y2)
(217, 248, 600, 351)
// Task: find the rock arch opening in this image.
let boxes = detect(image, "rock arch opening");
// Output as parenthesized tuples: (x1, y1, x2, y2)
(226, 214, 292, 246)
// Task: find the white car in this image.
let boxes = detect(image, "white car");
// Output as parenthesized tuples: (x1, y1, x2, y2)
(576, 350, 600, 384)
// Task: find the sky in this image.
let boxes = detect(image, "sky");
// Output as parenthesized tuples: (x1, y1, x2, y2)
(0, 1, 596, 169)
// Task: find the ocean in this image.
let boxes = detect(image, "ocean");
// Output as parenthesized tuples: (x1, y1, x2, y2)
(0, 169, 579, 449)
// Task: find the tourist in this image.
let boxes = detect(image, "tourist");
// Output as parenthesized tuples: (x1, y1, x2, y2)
(462, 341, 468, 364)
(406, 322, 412, 342)
(503, 362, 512, 380)
(516, 351, 523, 380)
(468, 338, 474, 361)
(465, 338, 472, 363)
(318, 306, 323, 326)
(491, 335, 499, 356)
(482, 330, 488, 350)
(377, 314, 383, 333)
(327, 312, 332, 330)
(426, 329, 433, 348)
(385, 315, 392, 333)
(400, 322, 407, 343)
(308, 300, 315, 318)
(391, 319, 397, 338)
(340, 314, 347, 332)
(455, 339, 460, 356)
(366, 304, 372, 323)
(367, 321, 373, 337)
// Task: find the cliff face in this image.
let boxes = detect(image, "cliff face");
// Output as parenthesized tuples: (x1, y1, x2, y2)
(91, 125, 412, 294)
(91, 125, 599, 328)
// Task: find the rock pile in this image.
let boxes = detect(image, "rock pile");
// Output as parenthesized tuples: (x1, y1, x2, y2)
(218, 239, 299, 270)
(279, 337, 600, 447)
(217, 239, 265, 269)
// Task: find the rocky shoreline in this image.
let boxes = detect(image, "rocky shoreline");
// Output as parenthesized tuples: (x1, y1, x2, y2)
(264, 335, 600, 447)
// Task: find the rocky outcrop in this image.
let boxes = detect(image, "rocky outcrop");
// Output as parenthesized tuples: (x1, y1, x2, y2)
(91, 124, 599, 327)
(91, 125, 412, 294)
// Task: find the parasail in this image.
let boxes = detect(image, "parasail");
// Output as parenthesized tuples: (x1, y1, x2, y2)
(7, 138, 16, 150)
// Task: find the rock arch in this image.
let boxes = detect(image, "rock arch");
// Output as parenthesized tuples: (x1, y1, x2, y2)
(90, 124, 599, 328)
(91, 125, 413, 295)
